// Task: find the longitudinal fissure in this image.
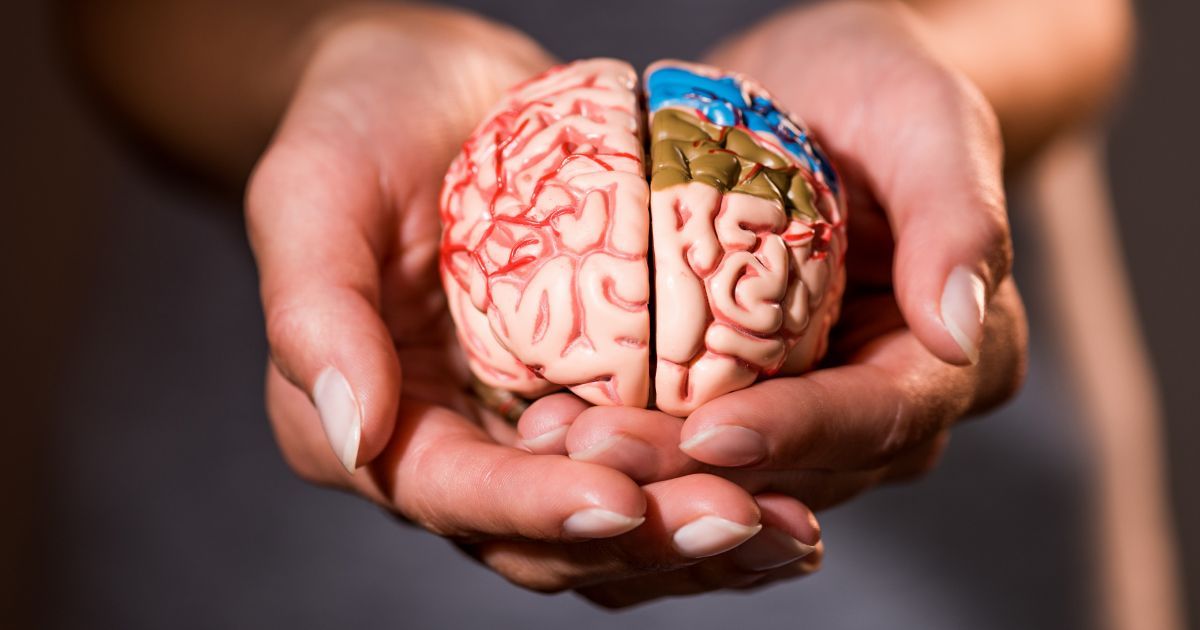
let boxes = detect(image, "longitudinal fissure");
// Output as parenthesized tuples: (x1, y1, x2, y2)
(442, 58, 846, 419)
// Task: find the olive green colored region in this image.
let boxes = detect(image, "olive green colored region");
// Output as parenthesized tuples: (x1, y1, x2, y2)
(649, 108, 818, 220)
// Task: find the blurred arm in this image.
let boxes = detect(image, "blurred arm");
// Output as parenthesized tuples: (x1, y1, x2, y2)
(903, 0, 1134, 165)
(1026, 131, 1185, 630)
(58, 0, 369, 187)
(60, 0, 1132, 183)
(907, 3, 1182, 628)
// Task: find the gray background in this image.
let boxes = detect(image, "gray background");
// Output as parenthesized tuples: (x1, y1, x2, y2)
(3, 0, 1196, 628)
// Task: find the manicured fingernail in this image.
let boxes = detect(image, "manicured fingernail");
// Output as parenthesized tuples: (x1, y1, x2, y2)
(562, 508, 645, 539)
(570, 433, 657, 480)
(673, 515, 762, 558)
(313, 367, 361, 473)
(679, 425, 767, 467)
(729, 528, 817, 572)
(797, 540, 825, 572)
(520, 426, 568, 453)
(940, 266, 986, 365)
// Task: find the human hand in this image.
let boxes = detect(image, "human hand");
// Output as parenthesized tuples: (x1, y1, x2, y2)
(518, 0, 1026, 520)
(247, 5, 823, 606)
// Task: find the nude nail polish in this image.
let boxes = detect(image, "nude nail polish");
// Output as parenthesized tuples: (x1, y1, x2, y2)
(313, 367, 362, 473)
(673, 515, 762, 558)
(562, 508, 645, 539)
(570, 433, 657, 480)
(679, 425, 767, 467)
(520, 426, 568, 453)
(940, 265, 986, 365)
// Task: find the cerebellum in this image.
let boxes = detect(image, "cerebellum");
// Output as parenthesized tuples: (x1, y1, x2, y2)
(440, 58, 846, 417)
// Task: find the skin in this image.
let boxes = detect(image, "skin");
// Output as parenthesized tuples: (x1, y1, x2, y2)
(524, 0, 1028, 511)
(248, 6, 825, 598)
(60, 0, 1137, 610)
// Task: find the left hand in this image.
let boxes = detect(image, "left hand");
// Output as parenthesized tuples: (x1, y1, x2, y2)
(516, 1, 1029, 601)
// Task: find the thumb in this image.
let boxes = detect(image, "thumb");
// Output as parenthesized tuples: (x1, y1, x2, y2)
(873, 74, 1012, 365)
(247, 138, 401, 472)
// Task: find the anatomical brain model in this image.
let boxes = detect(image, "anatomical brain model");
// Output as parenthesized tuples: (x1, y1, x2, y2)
(440, 59, 846, 417)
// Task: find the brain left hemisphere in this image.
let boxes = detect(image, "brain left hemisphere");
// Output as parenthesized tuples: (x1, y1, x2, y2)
(440, 59, 652, 407)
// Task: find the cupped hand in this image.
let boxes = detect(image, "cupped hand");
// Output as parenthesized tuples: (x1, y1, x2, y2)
(519, 0, 1027, 514)
(247, 5, 822, 606)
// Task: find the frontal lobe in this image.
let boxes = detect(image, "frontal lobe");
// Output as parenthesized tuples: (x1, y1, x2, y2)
(645, 61, 847, 416)
(440, 59, 651, 408)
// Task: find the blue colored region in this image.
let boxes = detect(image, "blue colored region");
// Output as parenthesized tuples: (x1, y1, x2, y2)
(646, 66, 840, 195)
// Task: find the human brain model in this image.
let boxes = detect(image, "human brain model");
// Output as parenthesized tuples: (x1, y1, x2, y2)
(440, 59, 846, 417)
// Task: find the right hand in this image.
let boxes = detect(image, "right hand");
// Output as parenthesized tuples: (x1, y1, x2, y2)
(247, 5, 822, 605)
(519, 0, 1027, 515)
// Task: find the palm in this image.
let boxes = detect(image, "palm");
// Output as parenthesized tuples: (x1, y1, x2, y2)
(281, 27, 556, 419)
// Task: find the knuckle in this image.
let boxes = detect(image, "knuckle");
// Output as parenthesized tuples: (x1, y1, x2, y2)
(923, 63, 1002, 149)
(874, 382, 959, 467)
(977, 211, 1014, 284)
(263, 301, 313, 372)
(974, 283, 1029, 412)
(391, 441, 465, 539)
(873, 402, 925, 466)
(407, 510, 458, 539)
(244, 143, 299, 231)
(991, 344, 1027, 409)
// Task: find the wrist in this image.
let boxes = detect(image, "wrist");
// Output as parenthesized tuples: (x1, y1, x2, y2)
(296, 4, 552, 134)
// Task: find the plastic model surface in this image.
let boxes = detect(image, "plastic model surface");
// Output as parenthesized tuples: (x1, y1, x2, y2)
(440, 59, 846, 417)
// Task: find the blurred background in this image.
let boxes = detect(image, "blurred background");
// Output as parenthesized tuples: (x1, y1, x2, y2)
(3, 1, 1197, 628)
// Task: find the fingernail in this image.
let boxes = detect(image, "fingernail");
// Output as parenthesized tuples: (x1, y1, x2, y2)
(729, 528, 817, 572)
(520, 426, 568, 453)
(797, 540, 825, 573)
(313, 367, 362, 473)
(570, 433, 657, 480)
(673, 515, 762, 558)
(940, 266, 986, 365)
(562, 508, 645, 539)
(679, 425, 767, 467)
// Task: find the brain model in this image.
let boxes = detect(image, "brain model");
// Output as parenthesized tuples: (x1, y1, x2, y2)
(440, 59, 846, 417)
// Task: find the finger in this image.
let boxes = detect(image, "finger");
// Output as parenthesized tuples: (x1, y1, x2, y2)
(516, 393, 589, 454)
(576, 494, 821, 608)
(882, 429, 951, 483)
(683, 280, 1023, 471)
(473, 473, 767, 593)
(724, 493, 820, 572)
(247, 130, 399, 473)
(565, 406, 698, 482)
(267, 367, 648, 541)
(381, 399, 654, 541)
(710, 5, 1012, 366)
(867, 69, 1012, 366)
(681, 331, 968, 471)
(728, 540, 824, 592)
(563, 394, 953, 510)
(583, 539, 824, 608)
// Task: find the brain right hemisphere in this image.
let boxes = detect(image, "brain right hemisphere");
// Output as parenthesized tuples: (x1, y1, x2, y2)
(440, 58, 846, 417)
